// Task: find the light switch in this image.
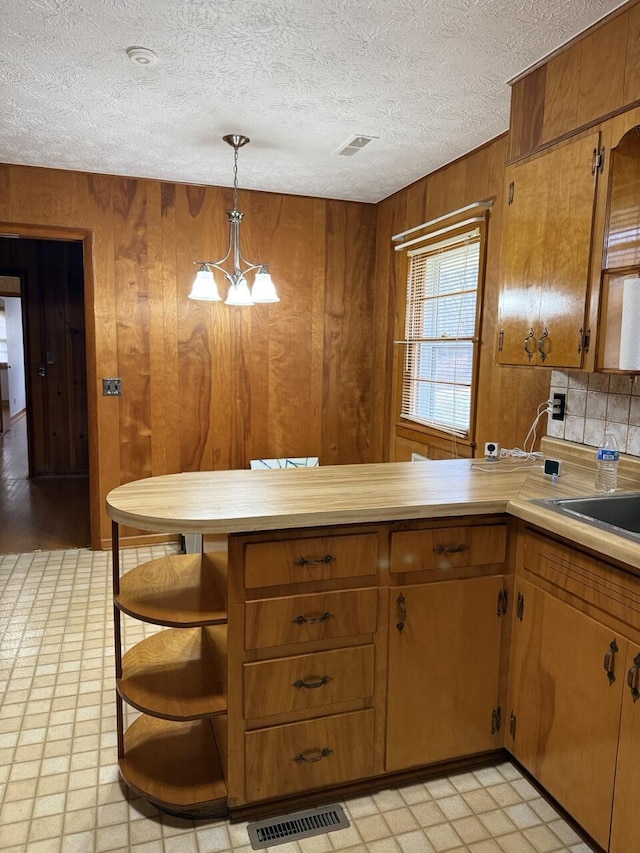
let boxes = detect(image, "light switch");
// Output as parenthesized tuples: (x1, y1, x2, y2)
(103, 378, 122, 396)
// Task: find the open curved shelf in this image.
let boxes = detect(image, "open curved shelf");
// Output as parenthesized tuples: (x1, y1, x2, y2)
(118, 625, 227, 720)
(120, 714, 227, 816)
(116, 552, 227, 626)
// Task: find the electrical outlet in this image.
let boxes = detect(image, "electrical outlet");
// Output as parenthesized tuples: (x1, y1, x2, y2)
(103, 378, 122, 396)
(552, 392, 566, 421)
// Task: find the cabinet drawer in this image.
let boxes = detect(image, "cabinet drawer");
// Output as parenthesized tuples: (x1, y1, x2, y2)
(390, 524, 507, 573)
(245, 587, 378, 650)
(245, 709, 374, 801)
(245, 533, 378, 588)
(243, 644, 374, 719)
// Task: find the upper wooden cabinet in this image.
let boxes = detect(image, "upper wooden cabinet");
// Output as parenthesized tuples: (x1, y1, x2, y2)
(597, 116, 640, 374)
(497, 131, 602, 368)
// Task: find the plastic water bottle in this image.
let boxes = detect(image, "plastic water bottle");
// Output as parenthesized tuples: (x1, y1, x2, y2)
(595, 432, 620, 493)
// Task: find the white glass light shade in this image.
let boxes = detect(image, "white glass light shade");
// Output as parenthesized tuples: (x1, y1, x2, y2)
(251, 270, 280, 303)
(225, 276, 254, 306)
(188, 267, 221, 301)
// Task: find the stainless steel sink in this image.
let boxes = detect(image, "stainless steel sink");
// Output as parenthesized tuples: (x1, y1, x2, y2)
(536, 493, 640, 542)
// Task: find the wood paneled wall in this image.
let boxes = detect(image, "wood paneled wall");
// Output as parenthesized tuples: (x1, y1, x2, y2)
(375, 135, 552, 462)
(509, 0, 640, 160)
(0, 166, 381, 547)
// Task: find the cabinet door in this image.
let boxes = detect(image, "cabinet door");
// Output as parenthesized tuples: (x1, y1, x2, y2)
(497, 132, 600, 368)
(386, 575, 504, 771)
(610, 642, 640, 853)
(508, 579, 624, 850)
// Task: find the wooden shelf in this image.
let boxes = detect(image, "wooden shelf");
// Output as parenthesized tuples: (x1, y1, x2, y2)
(120, 715, 227, 816)
(118, 626, 227, 720)
(116, 552, 227, 626)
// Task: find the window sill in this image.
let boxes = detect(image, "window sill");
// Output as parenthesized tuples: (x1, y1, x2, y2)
(395, 420, 475, 448)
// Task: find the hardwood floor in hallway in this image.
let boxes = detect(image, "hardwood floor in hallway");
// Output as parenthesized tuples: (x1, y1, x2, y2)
(0, 411, 90, 553)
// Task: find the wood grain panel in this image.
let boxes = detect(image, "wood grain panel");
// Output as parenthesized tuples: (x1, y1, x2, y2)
(390, 523, 506, 573)
(0, 166, 11, 220)
(541, 50, 580, 144)
(576, 11, 628, 130)
(610, 641, 640, 853)
(243, 644, 374, 719)
(244, 709, 374, 801)
(245, 532, 378, 588)
(245, 587, 378, 650)
(387, 577, 503, 770)
(323, 200, 377, 465)
(624, 2, 640, 104)
(121, 715, 226, 811)
(509, 578, 623, 850)
(113, 178, 152, 484)
(374, 192, 405, 462)
(119, 625, 227, 719)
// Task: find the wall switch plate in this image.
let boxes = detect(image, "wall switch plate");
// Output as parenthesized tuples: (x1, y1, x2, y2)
(552, 392, 566, 420)
(103, 378, 122, 396)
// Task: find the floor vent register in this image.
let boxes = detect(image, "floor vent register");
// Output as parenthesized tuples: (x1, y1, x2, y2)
(247, 804, 350, 849)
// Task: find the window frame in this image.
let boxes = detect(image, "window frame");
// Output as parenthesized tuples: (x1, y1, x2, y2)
(395, 219, 488, 446)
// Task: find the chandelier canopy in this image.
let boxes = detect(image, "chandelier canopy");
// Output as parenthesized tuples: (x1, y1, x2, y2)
(189, 134, 279, 306)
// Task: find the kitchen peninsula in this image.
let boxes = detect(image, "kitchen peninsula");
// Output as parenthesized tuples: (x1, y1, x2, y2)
(106, 439, 640, 852)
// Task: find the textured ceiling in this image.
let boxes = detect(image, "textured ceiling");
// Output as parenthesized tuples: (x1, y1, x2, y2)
(0, 0, 626, 203)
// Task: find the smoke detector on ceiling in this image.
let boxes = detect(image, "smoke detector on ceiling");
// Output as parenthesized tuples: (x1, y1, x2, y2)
(126, 46, 158, 66)
(335, 135, 378, 156)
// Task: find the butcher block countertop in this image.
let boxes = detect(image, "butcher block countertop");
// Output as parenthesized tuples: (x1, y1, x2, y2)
(106, 438, 640, 570)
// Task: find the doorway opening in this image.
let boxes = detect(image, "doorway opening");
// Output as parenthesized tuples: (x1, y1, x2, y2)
(0, 236, 91, 552)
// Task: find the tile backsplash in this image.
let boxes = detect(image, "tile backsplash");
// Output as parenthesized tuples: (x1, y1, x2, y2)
(547, 371, 640, 456)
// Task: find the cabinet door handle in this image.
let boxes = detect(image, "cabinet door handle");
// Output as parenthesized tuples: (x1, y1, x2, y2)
(627, 653, 640, 702)
(396, 593, 406, 633)
(293, 747, 333, 763)
(524, 329, 535, 361)
(293, 675, 332, 690)
(537, 328, 549, 362)
(294, 554, 336, 567)
(292, 611, 333, 625)
(604, 639, 619, 684)
(433, 543, 469, 555)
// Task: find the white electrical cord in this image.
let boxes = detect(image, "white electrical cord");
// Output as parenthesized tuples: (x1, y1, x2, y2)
(470, 398, 552, 472)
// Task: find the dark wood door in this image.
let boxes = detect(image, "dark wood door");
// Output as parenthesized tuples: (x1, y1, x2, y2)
(0, 238, 88, 476)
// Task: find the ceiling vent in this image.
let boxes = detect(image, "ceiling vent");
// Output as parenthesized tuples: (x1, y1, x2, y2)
(335, 135, 378, 156)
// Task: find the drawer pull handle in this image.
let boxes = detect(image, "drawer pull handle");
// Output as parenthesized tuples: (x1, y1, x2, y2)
(433, 544, 469, 555)
(293, 675, 332, 690)
(604, 639, 619, 685)
(294, 554, 336, 567)
(397, 593, 407, 633)
(294, 747, 333, 763)
(292, 611, 334, 625)
(627, 653, 640, 702)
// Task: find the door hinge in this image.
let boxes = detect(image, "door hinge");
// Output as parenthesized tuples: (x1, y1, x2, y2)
(497, 588, 508, 616)
(498, 329, 504, 352)
(508, 181, 515, 205)
(509, 710, 517, 740)
(583, 327, 590, 354)
(516, 592, 524, 621)
(592, 147, 605, 176)
(491, 705, 502, 734)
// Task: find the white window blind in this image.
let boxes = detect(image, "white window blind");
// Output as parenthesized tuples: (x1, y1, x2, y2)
(402, 231, 480, 437)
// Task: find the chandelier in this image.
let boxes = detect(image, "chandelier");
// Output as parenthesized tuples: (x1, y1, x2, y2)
(189, 134, 279, 306)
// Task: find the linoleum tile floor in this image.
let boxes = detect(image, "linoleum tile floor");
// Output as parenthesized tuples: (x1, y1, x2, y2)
(0, 547, 596, 853)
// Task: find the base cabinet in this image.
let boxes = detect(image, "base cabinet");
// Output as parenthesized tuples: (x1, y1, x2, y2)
(508, 577, 623, 849)
(610, 642, 640, 853)
(244, 709, 375, 801)
(386, 575, 506, 771)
